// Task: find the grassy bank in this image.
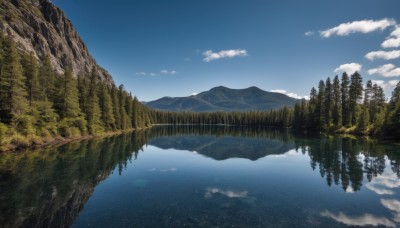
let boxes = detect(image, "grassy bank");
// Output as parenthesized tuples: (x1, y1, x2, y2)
(0, 127, 150, 153)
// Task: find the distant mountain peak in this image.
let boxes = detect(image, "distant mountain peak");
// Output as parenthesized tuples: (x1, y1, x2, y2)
(145, 86, 298, 112)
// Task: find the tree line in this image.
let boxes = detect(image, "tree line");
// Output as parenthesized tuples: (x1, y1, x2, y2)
(1, 32, 400, 151)
(293, 72, 400, 137)
(149, 72, 400, 138)
(0, 35, 152, 150)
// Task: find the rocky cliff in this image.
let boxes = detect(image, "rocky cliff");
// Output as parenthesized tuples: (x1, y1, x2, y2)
(0, 0, 114, 84)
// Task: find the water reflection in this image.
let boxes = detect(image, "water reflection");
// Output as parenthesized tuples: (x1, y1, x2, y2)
(0, 133, 149, 228)
(149, 126, 294, 160)
(293, 136, 400, 193)
(0, 126, 399, 227)
(320, 210, 396, 227)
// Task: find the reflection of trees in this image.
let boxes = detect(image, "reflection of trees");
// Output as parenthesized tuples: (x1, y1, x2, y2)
(0, 131, 149, 228)
(294, 136, 400, 192)
(148, 125, 293, 142)
(1, 126, 400, 227)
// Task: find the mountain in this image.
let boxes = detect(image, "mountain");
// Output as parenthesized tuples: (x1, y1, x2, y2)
(145, 86, 298, 112)
(0, 0, 113, 84)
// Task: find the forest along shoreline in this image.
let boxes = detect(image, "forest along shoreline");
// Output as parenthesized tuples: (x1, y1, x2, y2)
(1, 33, 400, 153)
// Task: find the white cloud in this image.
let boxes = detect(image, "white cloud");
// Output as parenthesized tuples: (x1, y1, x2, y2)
(370, 80, 399, 90)
(382, 27, 400, 48)
(365, 50, 400, 60)
(371, 80, 387, 89)
(334, 63, 362, 75)
(389, 80, 400, 86)
(382, 38, 400, 49)
(136, 70, 177, 76)
(270, 89, 309, 100)
(191, 92, 198, 96)
(203, 49, 248, 62)
(320, 19, 396, 38)
(160, 70, 177, 75)
(305, 31, 314, 36)
(320, 210, 395, 227)
(205, 187, 248, 198)
(135, 72, 159, 76)
(368, 64, 400, 77)
(270, 89, 287, 94)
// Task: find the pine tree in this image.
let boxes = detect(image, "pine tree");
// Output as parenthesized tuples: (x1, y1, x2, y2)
(340, 73, 350, 127)
(38, 55, 56, 102)
(348, 72, 363, 126)
(125, 92, 133, 129)
(324, 77, 333, 126)
(363, 80, 373, 124)
(99, 84, 115, 131)
(387, 82, 400, 137)
(56, 67, 87, 137)
(132, 96, 141, 128)
(0, 36, 29, 124)
(358, 80, 372, 131)
(317, 80, 326, 129)
(370, 83, 385, 123)
(118, 85, 128, 130)
(77, 73, 89, 115)
(332, 75, 342, 127)
(57, 67, 83, 119)
(86, 67, 103, 134)
(390, 81, 400, 107)
(21, 52, 40, 106)
(308, 87, 318, 129)
(111, 85, 121, 129)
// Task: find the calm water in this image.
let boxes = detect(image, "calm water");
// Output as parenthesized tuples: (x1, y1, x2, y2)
(1, 126, 400, 227)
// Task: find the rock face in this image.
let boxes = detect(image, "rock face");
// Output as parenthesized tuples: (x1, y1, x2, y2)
(0, 0, 114, 84)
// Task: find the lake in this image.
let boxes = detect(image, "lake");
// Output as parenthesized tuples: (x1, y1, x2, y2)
(1, 126, 400, 227)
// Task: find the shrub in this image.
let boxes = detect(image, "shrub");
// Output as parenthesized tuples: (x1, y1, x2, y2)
(0, 123, 8, 145)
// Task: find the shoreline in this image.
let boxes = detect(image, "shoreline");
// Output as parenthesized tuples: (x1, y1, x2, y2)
(0, 127, 151, 153)
(1, 124, 396, 153)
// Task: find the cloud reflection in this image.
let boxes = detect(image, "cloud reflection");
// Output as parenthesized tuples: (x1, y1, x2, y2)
(205, 187, 248, 199)
(148, 167, 177, 172)
(366, 184, 395, 195)
(366, 173, 400, 195)
(381, 199, 400, 222)
(321, 210, 395, 227)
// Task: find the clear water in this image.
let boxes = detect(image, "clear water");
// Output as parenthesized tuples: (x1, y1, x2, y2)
(1, 126, 400, 227)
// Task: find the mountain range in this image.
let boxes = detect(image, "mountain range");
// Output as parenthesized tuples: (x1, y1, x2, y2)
(144, 86, 298, 112)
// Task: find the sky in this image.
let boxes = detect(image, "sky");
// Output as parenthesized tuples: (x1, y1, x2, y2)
(51, 0, 400, 101)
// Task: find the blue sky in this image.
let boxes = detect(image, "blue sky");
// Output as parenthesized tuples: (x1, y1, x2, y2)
(52, 0, 400, 101)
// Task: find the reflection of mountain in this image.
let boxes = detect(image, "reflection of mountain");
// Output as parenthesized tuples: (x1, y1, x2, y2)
(150, 135, 295, 161)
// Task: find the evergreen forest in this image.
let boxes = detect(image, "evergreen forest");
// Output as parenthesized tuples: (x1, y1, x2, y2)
(1, 34, 400, 151)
